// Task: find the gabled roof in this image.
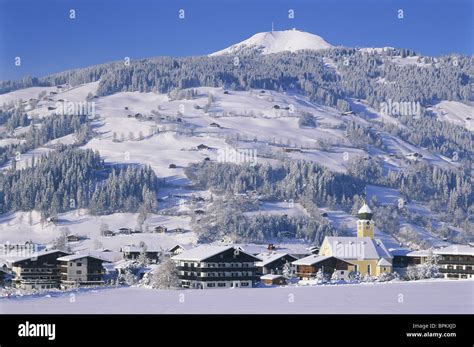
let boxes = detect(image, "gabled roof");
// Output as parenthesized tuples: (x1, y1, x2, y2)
(377, 258, 392, 266)
(172, 245, 259, 262)
(323, 237, 393, 260)
(255, 252, 296, 267)
(57, 254, 111, 262)
(168, 244, 193, 252)
(10, 250, 70, 265)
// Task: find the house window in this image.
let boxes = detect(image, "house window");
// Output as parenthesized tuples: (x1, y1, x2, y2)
(76, 270, 82, 275)
(207, 283, 215, 287)
(367, 265, 371, 274)
(218, 283, 226, 287)
(241, 282, 249, 287)
(77, 263, 82, 267)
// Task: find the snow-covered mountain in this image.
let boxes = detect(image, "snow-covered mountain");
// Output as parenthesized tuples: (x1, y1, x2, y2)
(210, 29, 333, 56)
(0, 29, 471, 255)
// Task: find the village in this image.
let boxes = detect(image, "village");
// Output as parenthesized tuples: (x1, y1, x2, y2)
(0, 203, 472, 292)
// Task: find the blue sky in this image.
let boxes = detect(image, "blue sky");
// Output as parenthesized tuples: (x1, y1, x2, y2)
(0, 0, 472, 81)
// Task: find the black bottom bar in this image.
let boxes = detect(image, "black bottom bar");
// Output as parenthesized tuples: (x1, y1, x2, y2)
(0, 314, 471, 346)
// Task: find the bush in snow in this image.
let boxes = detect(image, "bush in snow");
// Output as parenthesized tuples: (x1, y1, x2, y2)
(151, 259, 180, 289)
(348, 271, 361, 282)
(377, 272, 399, 282)
(361, 273, 376, 283)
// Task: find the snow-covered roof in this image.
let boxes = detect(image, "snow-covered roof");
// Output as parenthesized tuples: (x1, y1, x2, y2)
(260, 274, 286, 280)
(434, 245, 474, 256)
(377, 258, 392, 266)
(292, 255, 333, 266)
(407, 250, 431, 257)
(168, 244, 193, 252)
(255, 252, 294, 267)
(57, 254, 110, 262)
(324, 237, 393, 260)
(10, 250, 70, 264)
(172, 245, 258, 262)
(120, 245, 162, 253)
(234, 243, 310, 255)
(389, 248, 431, 258)
(389, 248, 411, 256)
(358, 203, 372, 214)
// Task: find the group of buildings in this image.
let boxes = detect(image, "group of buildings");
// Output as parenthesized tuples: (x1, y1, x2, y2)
(1, 203, 473, 290)
(6, 252, 110, 290)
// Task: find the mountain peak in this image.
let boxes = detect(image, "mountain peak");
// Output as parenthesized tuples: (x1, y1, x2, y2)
(210, 29, 333, 56)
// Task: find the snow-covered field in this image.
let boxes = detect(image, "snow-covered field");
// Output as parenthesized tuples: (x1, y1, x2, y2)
(1, 280, 472, 314)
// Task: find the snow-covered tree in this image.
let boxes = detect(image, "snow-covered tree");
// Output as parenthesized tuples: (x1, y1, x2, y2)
(122, 268, 138, 286)
(315, 268, 327, 284)
(406, 250, 441, 280)
(137, 248, 149, 267)
(52, 229, 71, 252)
(282, 261, 293, 278)
(418, 250, 441, 279)
(151, 258, 180, 289)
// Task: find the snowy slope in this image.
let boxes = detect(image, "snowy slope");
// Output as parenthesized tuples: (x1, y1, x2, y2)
(210, 29, 333, 56)
(0, 209, 195, 253)
(428, 101, 474, 131)
(0, 78, 468, 251)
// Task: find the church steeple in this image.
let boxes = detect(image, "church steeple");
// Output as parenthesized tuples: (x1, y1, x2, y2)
(357, 201, 375, 238)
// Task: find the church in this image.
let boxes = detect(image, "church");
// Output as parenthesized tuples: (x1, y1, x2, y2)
(318, 202, 393, 277)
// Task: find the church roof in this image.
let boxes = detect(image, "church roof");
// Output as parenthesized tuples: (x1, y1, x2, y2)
(323, 237, 393, 261)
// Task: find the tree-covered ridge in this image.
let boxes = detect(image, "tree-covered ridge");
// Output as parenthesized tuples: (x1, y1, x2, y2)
(186, 157, 472, 230)
(185, 160, 365, 205)
(0, 113, 91, 166)
(0, 147, 159, 217)
(2, 49, 471, 109)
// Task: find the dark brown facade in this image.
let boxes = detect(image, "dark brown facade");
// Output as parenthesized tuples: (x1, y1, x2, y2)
(11, 251, 70, 290)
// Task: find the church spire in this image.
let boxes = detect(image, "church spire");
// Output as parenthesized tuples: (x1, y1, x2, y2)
(357, 201, 375, 238)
